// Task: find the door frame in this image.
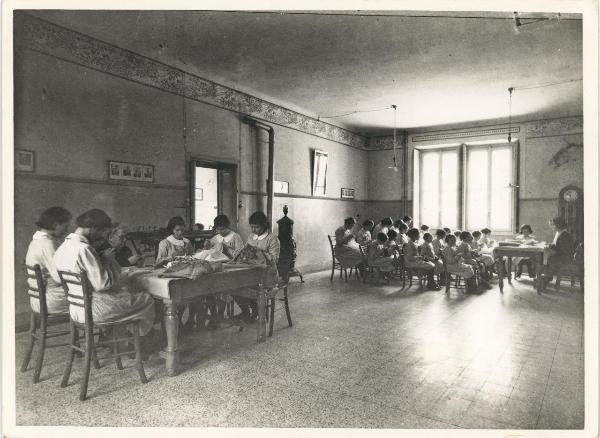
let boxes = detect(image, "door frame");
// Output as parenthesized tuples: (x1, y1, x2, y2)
(188, 156, 239, 229)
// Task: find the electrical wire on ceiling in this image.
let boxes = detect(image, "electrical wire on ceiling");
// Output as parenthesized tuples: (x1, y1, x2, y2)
(511, 78, 582, 91)
(317, 105, 393, 121)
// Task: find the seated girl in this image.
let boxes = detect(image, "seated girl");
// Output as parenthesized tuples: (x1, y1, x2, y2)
(402, 215, 413, 228)
(441, 234, 476, 293)
(479, 228, 497, 252)
(432, 229, 446, 257)
(395, 221, 410, 245)
(542, 216, 574, 289)
(355, 219, 374, 245)
(385, 229, 401, 256)
(155, 216, 194, 267)
(367, 232, 397, 274)
(235, 212, 281, 322)
(107, 226, 144, 267)
(53, 209, 155, 336)
(458, 231, 491, 287)
(471, 230, 495, 269)
(515, 224, 536, 278)
(420, 232, 444, 275)
(372, 217, 393, 239)
(25, 206, 73, 314)
(334, 217, 363, 269)
(203, 215, 245, 328)
(418, 224, 430, 245)
(204, 214, 244, 259)
(404, 228, 440, 290)
(453, 231, 462, 246)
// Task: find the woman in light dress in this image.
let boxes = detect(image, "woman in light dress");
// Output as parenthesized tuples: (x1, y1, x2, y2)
(334, 217, 363, 269)
(441, 234, 477, 293)
(155, 216, 194, 267)
(53, 209, 155, 335)
(25, 207, 73, 314)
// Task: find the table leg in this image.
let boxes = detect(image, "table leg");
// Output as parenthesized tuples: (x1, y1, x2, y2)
(256, 285, 267, 343)
(536, 253, 543, 294)
(507, 257, 512, 284)
(163, 303, 180, 377)
(496, 256, 504, 293)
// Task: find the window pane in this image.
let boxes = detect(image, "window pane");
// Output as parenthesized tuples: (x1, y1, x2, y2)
(440, 151, 458, 229)
(490, 147, 512, 230)
(466, 148, 488, 230)
(420, 152, 439, 227)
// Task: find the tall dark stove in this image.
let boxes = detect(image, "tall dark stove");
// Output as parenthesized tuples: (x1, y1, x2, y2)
(277, 205, 304, 282)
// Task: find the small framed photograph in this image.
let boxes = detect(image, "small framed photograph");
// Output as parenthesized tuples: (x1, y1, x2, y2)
(195, 188, 204, 201)
(274, 180, 289, 194)
(15, 149, 35, 172)
(108, 160, 154, 182)
(341, 188, 355, 199)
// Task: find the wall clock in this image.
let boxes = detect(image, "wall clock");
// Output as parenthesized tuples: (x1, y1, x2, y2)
(562, 188, 579, 202)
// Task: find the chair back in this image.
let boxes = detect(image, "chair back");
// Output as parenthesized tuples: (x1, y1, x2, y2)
(26, 264, 48, 316)
(327, 235, 337, 259)
(57, 270, 94, 328)
(573, 242, 584, 266)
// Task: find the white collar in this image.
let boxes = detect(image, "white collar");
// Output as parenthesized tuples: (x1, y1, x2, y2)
(65, 233, 90, 245)
(253, 231, 269, 241)
(32, 230, 52, 240)
(167, 235, 189, 246)
(215, 232, 235, 243)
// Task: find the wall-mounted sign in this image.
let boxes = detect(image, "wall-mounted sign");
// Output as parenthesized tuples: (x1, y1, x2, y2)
(341, 188, 355, 199)
(15, 149, 35, 172)
(274, 180, 289, 194)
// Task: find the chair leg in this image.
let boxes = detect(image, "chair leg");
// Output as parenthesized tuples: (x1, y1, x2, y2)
(268, 297, 275, 337)
(344, 268, 349, 282)
(113, 327, 123, 370)
(330, 263, 335, 282)
(32, 315, 47, 383)
(61, 323, 77, 388)
(79, 328, 94, 401)
(20, 313, 36, 373)
(133, 323, 148, 384)
(283, 287, 292, 327)
(555, 275, 561, 292)
(92, 343, 101, 370)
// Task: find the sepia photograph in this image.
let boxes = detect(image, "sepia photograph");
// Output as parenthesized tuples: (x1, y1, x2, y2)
(2, 1, 598, 438)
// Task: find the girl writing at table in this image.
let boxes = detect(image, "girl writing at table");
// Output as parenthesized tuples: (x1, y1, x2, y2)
(155, 216, 194, 267)
(235, 211, 280, 322)
(515, 224, 537, 279)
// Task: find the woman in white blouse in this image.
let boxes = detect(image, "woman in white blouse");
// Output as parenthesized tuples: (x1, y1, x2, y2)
(155, 216, 194, 266)
(25, 207, 72, 314)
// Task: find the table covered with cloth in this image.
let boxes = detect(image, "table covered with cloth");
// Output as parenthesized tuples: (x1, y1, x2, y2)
(121, 264, 277, 376)
(493, 244, 552, 294)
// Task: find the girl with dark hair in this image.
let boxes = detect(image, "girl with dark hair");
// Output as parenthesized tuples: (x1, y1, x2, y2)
(457, 231, 491, 288)
(403, 228, 440, 290)
(235, 211, 281, 321)
(155, 216, 193, 267)
(395, 221, 410, 245)
(334, 217, 362, 269)
(205, 215, 244, 259)
(367, 232, 396, 276)
(372, 217, 393, 239)
(515, 224, 536, 279)
(53, 209, 155, 336)
(441, 234, 477, 293)
(542, 216, 574, 289)
(25, 206, 72, 313)
(432, 229, 446, 257)
(355, 219, 374, 245)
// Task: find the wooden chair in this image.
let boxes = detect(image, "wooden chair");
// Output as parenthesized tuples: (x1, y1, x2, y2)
(327, 235, 359, 282)
(556, 242, 584, 291)
(359, 244, 377, 283)
(266, 278, 293, 337)
(439, 254, 467, 294)
(402, 253, 426, 288)
(57, 269, 148, 401)
(21, 264, 72, 383)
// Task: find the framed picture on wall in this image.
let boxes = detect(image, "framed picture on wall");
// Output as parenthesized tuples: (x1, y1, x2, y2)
(312, 150, 328, 197)
(274, 180, 289, 194)
(15, 149, 35, 172)
(341, 188, 355, 199)
(108, 160, 154, 182)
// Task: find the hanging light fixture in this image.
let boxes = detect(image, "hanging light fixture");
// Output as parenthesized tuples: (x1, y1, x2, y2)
(388, 104, 399, 172)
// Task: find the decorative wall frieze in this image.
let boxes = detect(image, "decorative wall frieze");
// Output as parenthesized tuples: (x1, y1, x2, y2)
(365, 133, 407, 150)
(411, 127, 519, 143)
(526, 116, 583, 138)
(14, 13, 367, 149)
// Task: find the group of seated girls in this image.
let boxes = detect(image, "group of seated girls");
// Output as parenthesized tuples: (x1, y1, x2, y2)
(335, 215, 508, 293)
(25, 207, 280, 355)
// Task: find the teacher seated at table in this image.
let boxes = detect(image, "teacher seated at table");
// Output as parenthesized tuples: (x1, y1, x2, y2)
(107, 226, 144, 267)
(334, 217, 363, 270)
(155, 216, 193, 267)
(235, 211, 280, 323)
(53, 209, 155, 337)
(541, 216, 574, 289)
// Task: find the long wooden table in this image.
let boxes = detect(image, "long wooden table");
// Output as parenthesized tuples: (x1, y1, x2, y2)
(492, 245, 549, 294)
(124, 265, 271, 376)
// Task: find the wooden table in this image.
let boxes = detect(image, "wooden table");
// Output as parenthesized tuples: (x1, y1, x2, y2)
(492, 245, 548, 294)
(124, 265, 271, 376)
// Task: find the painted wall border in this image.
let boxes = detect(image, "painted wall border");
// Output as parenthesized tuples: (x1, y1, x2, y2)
(14, 12, 367, 150)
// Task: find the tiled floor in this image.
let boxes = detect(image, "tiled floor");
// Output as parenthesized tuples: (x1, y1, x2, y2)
(14, 271, 584, 429)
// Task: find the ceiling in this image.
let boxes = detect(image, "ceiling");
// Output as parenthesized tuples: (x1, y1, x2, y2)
(29, 10, 583, 135)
